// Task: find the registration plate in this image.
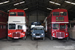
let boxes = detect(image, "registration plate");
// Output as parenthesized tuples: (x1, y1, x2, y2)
(14, 37, 19, 39)
(36, 36, 40, 38)
(58, 37, 63, 39)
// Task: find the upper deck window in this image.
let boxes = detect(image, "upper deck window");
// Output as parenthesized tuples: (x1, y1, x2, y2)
(18, 12, 24, 16)
(53, 12, 59, 16)
(60, 12, 67, 16)
(10, 12, 16, 16)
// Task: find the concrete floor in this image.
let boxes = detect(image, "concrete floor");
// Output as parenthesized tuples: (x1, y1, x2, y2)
(0, 36, 75, 50)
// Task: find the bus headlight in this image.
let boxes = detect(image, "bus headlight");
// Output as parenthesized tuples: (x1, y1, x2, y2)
(53, 33, 55, 35)
(66, 33, 68, 35)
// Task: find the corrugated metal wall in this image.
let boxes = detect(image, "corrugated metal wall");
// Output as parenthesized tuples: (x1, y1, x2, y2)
(26, 10, 47, 26)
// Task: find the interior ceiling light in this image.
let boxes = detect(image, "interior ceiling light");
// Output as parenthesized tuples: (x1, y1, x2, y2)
(55, 3, 61, 5)
(65, 1, 71, 3)
(71, 3, 75, 5)
(3, 1, 9, 3)
(24, 8, 28, 10)
(57, 8, 60, 9)
(47, 8, 53, 10)
(15, 8, 17, 9)
(8, 10, 9, 12)
(49, 1, 55, 4)
(49, 1, 61, 6)
(0, 1, 9, 5)
(65, 1, 75, 5)
(14, 1, 25, 6)
(20, 1, 25, 4)
(0, 3, 3, 5)
(14, 3, 19, 6)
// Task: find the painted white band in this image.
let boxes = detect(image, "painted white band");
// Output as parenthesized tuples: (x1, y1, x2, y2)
(51, 22, 69, 23)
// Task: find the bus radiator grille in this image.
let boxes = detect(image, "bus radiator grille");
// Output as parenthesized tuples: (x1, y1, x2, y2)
(13, 32, 20, 37)
(56, 32, 64, 38)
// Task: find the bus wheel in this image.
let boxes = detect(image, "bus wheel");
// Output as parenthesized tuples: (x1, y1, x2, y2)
(23, 36, 26, 40)
(66, 37, 69, 41)
(50, 36, 53, 40)
(32, 37, 34, 40)
(7, 37, 11, 41)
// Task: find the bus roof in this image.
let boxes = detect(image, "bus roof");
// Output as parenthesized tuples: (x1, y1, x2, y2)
(52, 9, 67, 12)
(9, 9, 25, 12)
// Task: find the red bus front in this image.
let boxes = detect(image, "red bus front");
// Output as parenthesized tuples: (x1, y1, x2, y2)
(47, 9, 69, 40)
(51, 23, 68, 39)
(8, 9, 27, 40)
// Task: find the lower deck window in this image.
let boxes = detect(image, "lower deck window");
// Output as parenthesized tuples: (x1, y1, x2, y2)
(52, 24, 59, 29)
(52, 24, 66, 30)
(18, 25, 22, 29)
(9, 24, 16, 29)
(60, 25, 66, 29)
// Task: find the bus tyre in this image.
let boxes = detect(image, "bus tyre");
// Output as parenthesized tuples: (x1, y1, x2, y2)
(50, 36, 53, 40)
(66, 37, 69, 41)
(32, 37, 34, 40)
(23, 36, 26, 40)
(7, 37, 11, 41)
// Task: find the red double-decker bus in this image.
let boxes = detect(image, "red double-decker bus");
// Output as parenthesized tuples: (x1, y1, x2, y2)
(8, 9, 27, 40)
(47, 9, 69, 40)
(0, 10, 8, 38)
